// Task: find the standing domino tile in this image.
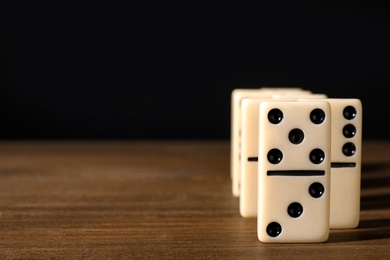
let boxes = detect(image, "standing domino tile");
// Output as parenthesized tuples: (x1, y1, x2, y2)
(327, 98, 362, 229)
(257, 100, 331, 243)
(230, 87, 312, 197)
(231, 88, 267, 198)
(239, 93, 327, 218)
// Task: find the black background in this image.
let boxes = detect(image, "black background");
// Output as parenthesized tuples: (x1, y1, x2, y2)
(1, 1, 389, 140)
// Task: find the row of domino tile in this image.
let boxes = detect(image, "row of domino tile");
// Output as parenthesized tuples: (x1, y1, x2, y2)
(230, 87, 362, 243)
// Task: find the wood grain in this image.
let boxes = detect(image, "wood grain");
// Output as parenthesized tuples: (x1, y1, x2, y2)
(0, 140, 389, 259)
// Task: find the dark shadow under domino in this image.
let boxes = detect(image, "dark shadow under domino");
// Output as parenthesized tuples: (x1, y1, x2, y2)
(267, 170, 326, 176)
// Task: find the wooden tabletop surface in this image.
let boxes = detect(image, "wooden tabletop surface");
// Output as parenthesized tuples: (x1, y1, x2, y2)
(0, 140, 389, 259)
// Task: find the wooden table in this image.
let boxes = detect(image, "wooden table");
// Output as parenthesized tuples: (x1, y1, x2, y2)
(0, 140, 389, 259)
